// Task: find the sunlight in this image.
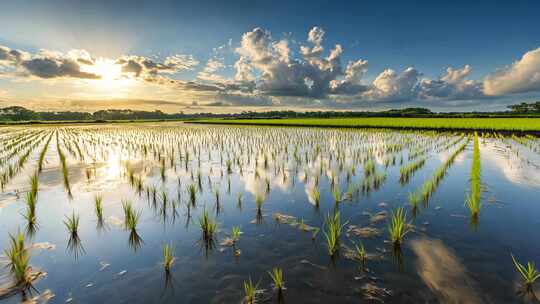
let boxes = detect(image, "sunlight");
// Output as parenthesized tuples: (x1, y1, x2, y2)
(81, 58, 135, 90)
(105, 149, 122, 180)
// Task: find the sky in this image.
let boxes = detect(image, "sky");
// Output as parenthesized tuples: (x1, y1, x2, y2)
(1, 0, 540, 113)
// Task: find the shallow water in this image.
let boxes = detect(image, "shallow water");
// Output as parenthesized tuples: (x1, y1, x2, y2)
(0, 123, 539, 303)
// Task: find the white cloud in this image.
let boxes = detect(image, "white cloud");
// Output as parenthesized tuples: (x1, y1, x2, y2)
(234, 56, 254, 82)
(231, 26, 485, 104)
(418, 65, 483, 99)
(197, 57, 226, 82)
(163, 54, 199, 71)
(362, 67, 421, 101)
(234, 26, 345, 98)
(330, 59, 369, 95)
(483, 47, 540, 95)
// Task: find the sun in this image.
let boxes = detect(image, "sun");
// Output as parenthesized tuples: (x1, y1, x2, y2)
(81, 58, 134, 90)
(92, 58, 122, 81)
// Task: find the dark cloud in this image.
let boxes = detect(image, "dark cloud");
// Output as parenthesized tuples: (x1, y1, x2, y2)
(21, 57, 100, 79)
(116, 54, 199, 78)
(76, 58, 94, 66)
(0, 45, 100, 79)
(119, 59, 143, 76)
(209, 93, 274, 107)
(0, 46, 26, 63)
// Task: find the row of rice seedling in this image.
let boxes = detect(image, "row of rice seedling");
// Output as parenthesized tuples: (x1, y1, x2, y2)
(399, 157, 426, 184)
(465, 133, 482, 220)
(409, 137, 470, 207)
(0, 131, 48, 189)
(56, 132, 72, 197)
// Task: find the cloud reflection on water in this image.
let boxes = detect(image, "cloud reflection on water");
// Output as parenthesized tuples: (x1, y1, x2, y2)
(411, 237, 485, 304)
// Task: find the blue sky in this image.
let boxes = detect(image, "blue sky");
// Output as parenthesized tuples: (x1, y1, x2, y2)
(1, 0, 539, 112)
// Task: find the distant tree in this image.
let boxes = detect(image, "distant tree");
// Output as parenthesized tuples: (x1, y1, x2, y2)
(508, 102, 531, 113)
(533, 101, 540, 112)
(0, 106, 40, 121)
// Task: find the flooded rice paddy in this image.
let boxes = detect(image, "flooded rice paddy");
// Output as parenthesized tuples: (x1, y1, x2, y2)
(1, 122, 540, 303)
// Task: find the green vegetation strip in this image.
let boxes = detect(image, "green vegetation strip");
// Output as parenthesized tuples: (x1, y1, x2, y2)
(466, 133, 481, 218)
(191, 118, 540, 132)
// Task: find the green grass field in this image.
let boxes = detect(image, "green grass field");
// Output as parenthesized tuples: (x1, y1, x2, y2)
(192, 117, 540, 132)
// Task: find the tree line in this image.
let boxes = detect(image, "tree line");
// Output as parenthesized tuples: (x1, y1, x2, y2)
(0, 102, 539, 122)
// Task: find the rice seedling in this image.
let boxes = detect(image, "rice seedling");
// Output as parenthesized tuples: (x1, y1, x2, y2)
(226, 159, 232, 174)
(128, 229, 144, 252)
(160, 160, 166, 181)
(309, 186, 321, 207)
(57, 137, 72, 196)
(354, 241, 366, 263)
(243, 277, 259, 304)
(237, 192, 243, 209)
(122, 200, 141, 231)
(265, 178, 271, 194)
(388, 208, 410, 245)
(255, 193, 265, 215)
(197, 171, 202, 190)
(64, 212, 80, 237)
(94, 194, 103, 222)
(231, 226, 242, 244)
(188, 183, 197, 206)
(161, 191, 168, 208)
(4, 231, 32, 286)
(37, 134, 52, 172)
(162, 243, 175, 273)
(23, 192, 37, 234)
(214, 188, 220, 206)
(29, 173, 38, 198)
(511, 254, 540, 289)
(332, 184, 341, 204)
(199, 209, 217, 241)
(323, 211, 347, 256)
(64, 212, 85, 258)
(408, 192, 420, 209)
(268, 267, 285, 294)
(364, 159, 375, 177)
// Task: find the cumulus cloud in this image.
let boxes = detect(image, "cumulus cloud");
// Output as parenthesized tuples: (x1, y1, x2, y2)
(483, 47, 540, 95)
(21, 57, 100, 79)
(116, 54, 199, 77)
(329, 59, 369, 95)
(418, 65, 483, 99)
(300, 27, 325, 60)
(0, 45, 100, 79)
(0, 46, 28, 64)
(234, 26, 347, 98)
(362, 67, 421, 101)
(234, 55, 254, 82)
(231, 26, 486, 104)
(197, 57, 226, 82)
